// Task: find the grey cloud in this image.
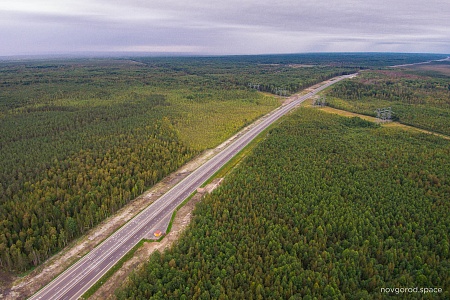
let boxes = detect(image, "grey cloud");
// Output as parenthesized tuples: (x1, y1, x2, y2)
(0, 0, 449, 56)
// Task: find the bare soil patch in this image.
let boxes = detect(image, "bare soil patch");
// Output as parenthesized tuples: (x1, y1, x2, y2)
(89, 190, 206, 300)
(282, 77, 344, 106)
(2, 83, 325, 300)
(1, 150, 217, 300)
(89, 178, 224, 299)
(2, 96, 279, 299)
(288, 64, 316, 68)
(317, 106, 376, 121)
(406, 64, 450, 76)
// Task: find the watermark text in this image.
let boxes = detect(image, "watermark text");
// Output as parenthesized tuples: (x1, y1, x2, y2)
(381, 287, 442, 295)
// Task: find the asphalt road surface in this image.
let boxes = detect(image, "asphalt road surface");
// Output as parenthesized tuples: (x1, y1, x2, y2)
(29, 74, 355, 300)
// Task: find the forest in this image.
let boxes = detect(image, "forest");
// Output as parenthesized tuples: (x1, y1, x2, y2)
(0, 54, 359, 272)
(117, 108, 449, 299)
(325, 64, 450, 136)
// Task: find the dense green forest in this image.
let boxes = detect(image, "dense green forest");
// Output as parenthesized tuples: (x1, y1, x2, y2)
(117, 109, 449, 299)
(325, 65, 450, 135)
(0, 55, 357, 272)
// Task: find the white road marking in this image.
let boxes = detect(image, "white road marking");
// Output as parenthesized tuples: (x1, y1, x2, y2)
(29, 74, 354, 300)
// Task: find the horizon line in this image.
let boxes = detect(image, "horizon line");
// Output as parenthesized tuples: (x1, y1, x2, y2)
(1, 51, 449, 62)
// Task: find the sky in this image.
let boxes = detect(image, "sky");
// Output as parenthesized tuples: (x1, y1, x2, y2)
(0, 0, 449, 57)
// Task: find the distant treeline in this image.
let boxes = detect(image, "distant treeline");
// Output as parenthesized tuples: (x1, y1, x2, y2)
(134, 52, 448, 68)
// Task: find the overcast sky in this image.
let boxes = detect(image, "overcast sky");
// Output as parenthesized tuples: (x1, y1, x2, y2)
(1, 0, 449, 56)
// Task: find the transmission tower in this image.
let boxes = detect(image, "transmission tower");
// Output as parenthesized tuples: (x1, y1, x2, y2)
(313, 96, 326, 107)
(375, 107, 393, 122)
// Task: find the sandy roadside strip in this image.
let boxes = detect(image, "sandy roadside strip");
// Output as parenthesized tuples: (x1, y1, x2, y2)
(4, 77, 343, 300)
(2, 96, 285, 300)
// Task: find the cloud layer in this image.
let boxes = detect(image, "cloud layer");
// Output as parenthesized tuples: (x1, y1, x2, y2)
(1, 0, 449, 56)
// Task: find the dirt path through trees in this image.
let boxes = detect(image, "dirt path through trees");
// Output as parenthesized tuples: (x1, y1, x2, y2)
(317, 105, 450, 141)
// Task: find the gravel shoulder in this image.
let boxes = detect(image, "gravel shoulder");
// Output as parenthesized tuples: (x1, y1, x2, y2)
(1, 148, 219, 299)
(88, 182, 211, 300)
(2, 97, 285, 300)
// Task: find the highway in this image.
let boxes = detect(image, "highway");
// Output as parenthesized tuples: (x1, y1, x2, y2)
(29, 74, 355, 300)
(390, 56, 450, 67)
